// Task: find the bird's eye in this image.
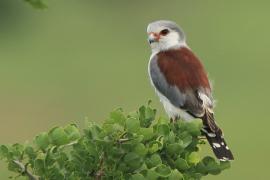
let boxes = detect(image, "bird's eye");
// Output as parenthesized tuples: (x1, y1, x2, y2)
(160, 29, 169, 36)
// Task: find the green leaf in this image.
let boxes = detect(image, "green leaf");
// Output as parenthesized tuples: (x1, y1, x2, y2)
(155, 164, 171, 177)
(139, 127, 154, 141)
(102, 123, 114, 134)
(146, 169, 159, 180)
(64, 124, 81, 141)
(185, 119, 203, 136)
(144, 106, 156, 123)
(85, 141, 98, 157)
(0, 145, 9, 159)
(148, 141, 162, 154)
(175, 158, 190, 171)
(124, 152, 142, 171)
(7, 161, 20, 172)
(145, 154, 162, 168)
(167, 143, 184, 156)
(86, 124, 102, 139)
(157, 124, 170, 136)
(203, 156, 221, 175)
(181, 134, 193, 148)
(169, 169, 183, 180)
(35, 132, 50, 150)
(195, 161, 208, 175)
(168, 131, 175, 143)
(134, 143, 147, 156)
(220, 161, 231, 170)
(138, 105, 156, 127)
(109, 109, 126, 126)
(126, 117, 140, 133)
(34, 159, 45, 174)
(188, 152, 200, 164)
(131, 173, 146, 180)
(10, 144, 24, 159)
(48, 168, 64, 180)
(113, 123, 125, 132)
(57, 152, 69, 168)
(49, 127, 69, 146)
(25, 146, 36, 159)
(124, 152, 139, 162)
(118, 162, 129, 172)
(111, 146, 124, 159)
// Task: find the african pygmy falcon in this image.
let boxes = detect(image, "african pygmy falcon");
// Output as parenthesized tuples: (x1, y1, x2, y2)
(147, 20, 233, 161)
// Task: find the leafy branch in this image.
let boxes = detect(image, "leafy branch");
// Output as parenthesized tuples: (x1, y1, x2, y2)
(0, 104, 231, 179)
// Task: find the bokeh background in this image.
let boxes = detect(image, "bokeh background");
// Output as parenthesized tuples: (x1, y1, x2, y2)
(0, 0, 269, 179)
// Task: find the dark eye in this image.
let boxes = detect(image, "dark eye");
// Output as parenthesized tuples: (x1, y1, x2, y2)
(160, 29, 169, 36)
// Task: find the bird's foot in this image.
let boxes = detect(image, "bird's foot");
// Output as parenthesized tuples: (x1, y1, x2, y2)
(170, 117, 177, 123)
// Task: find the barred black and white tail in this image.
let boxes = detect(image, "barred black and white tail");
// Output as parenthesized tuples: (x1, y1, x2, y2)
(201, 126, 234, 161)
(201, 111, 234, 161)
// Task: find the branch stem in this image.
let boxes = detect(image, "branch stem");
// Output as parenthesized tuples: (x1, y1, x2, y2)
(13, 160, 39, 180)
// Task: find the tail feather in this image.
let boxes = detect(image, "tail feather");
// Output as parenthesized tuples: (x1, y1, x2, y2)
(200, 110, 234, 161)
(202, 127, 234, 161)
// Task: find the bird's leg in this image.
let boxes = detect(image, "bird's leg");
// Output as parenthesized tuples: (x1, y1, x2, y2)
(170, 116, 178, 123)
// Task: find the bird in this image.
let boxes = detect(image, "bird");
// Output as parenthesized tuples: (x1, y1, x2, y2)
(146, 20, 234, 161)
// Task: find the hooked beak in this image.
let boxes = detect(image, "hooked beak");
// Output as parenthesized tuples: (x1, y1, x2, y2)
(148, 33, 159, 44)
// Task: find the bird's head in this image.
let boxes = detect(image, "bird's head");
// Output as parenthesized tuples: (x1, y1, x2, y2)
(147, 20, 186, 53)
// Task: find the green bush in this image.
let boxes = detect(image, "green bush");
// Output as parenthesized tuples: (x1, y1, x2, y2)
(0, 103, 230, 179)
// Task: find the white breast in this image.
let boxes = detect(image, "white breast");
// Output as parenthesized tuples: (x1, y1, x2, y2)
(156, 90, 194, 121)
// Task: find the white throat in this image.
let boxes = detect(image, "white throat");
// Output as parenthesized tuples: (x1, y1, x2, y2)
(151, 40, 187, 54)
(150, 31, 187, 54)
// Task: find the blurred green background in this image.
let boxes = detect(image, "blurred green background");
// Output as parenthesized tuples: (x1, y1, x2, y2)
(0, 0, 269, 179)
